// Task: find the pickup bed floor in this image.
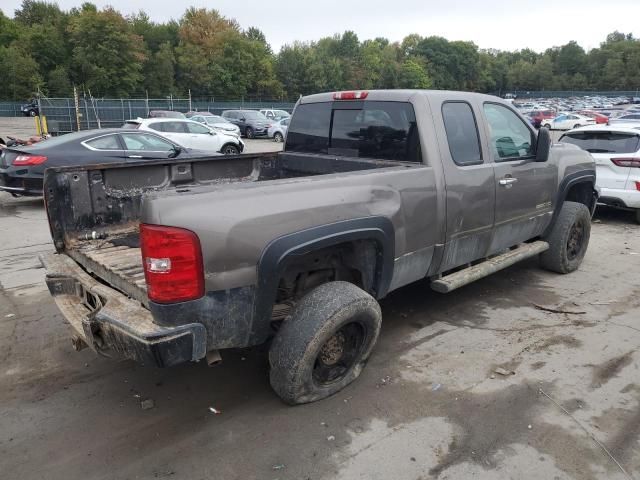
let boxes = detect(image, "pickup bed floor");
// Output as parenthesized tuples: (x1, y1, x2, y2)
(69, 239, 147, 305)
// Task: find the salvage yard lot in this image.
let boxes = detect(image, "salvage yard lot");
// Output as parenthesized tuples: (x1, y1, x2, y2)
(0, 189, 639, 479)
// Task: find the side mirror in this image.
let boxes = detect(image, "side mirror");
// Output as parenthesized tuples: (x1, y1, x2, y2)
(536, 127, 551, 162)
(169, 145, 182, 158)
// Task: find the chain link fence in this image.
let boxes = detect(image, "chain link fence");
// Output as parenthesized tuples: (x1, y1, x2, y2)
(36, 97, 297, 134)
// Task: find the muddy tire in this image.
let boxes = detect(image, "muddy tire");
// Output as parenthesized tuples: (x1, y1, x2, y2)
(269, 281, 382, 405)
(540, 201, 591, 273)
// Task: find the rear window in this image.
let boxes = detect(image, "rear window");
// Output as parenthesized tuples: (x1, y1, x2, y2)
(442, 102, 482, 166)
(560, 131, 640, 154)
(286, 101, 421, 162)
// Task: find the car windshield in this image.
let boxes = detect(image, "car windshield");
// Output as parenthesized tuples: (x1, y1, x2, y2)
(560, 131, 640, 154)
(205, 116, 227, 123)
(243, 111, 268, 121)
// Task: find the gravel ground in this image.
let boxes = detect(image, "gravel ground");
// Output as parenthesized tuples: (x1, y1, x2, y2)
(0, 115, 638, 480)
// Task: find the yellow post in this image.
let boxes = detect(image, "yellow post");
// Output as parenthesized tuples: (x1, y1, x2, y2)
(35, 115, 41, 135)
(41, 116, 48, 135)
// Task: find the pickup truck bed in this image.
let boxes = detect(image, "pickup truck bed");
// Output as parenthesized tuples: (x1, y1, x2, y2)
(45, 151, 418, 309)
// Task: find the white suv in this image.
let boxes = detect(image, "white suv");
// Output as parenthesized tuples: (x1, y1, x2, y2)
(123, 118, 244, 155)
(560, 124, 640, 223)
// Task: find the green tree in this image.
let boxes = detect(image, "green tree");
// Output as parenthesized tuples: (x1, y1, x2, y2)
(398, 59, 432, 88)
(67, 5, 145, 96)
(0, 44, 42, 99)
(144, 42, 176, 97)
(46, 65, 71, 96)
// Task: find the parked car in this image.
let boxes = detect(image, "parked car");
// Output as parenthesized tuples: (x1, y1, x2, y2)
(148, 110, 185, 119)
(21, 100, 39, 117)
(259, 109, 291, 121)
(0, 129, 211, 196)
(221, 110, 271, 138)
(42, 89, 596, 405)
(185, 111, 215, 119)
(190, 114, 241, 136)
(267, 117, 289, 142)
(123, 118, 244, 155)
(609, 113, 640, 125)
(541, 113, 595, 130)
(560, 125, 640, 223)
(527, 110, 555, 128)
(578, 110, 609, 124)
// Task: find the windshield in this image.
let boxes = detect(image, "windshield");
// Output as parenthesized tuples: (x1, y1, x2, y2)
(243, 111, 268, 121)
(204, 116, 227, 123)
(560, 131, 640, 154)
(286, 101, 421, 162)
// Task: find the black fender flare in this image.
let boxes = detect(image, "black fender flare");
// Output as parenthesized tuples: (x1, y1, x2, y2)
(252, 217, 395, 338)
(544, 169, 596, 237)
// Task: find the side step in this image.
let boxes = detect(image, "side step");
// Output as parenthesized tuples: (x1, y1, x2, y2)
(430, 241, 549, 293)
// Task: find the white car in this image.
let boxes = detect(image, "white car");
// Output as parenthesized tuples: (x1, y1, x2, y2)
(541, 113, 595, 130)
(259, 109, 291, 121)
(560, 124, 640, 223)
(189, 114, 242, 136)
(123, 118, 244, 155)
(267, 117, 289, 142)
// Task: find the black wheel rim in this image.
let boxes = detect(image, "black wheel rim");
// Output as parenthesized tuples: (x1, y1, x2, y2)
(313, 322, 366, 386)
(246, 128, 254, 139)
(223, 146, 237, 155)
(566, 219, 585, 260)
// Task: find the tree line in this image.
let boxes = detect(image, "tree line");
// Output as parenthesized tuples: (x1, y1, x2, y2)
(0, 1, 639, 101)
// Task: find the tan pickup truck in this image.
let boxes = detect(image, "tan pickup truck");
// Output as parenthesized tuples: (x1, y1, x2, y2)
(42, 90, 596, 404)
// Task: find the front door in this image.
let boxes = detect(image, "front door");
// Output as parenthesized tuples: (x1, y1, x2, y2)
(436, 100, 496, 272)
(481, 102, 557, 254)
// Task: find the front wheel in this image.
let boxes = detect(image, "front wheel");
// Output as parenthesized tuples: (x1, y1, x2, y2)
(245, 127, 255, 139)
(540, 201, 591, 273)
(30, 110, 37, 117)
(274, 132, 283, 143)
(221, 144, 239, 155)
(269, 281, 382, 405)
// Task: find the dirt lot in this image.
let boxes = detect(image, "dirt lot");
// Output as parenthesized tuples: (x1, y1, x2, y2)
(0, 117, 639, 480)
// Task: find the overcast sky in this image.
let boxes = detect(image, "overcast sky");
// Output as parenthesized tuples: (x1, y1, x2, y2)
(2, 0, 639, 53)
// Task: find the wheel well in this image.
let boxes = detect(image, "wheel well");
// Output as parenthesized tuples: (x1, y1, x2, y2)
(565, 181, 595, 211)
(274, 240, 379, 307)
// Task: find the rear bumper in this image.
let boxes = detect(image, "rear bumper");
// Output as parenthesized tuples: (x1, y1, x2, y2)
(0, 172, 43, 196)
(41, 252, 207, 367)
(598, 187, 640, 209)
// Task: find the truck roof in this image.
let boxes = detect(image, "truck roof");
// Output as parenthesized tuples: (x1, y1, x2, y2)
(300, 89, 505, 105)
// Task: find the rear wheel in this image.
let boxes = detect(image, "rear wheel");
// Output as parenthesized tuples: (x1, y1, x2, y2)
(29, 110, 36, 117)
(540, 201, 591, 273)
(221, 144, 239, 155)
(269, 281, 382, 405)
(274, 132, 283, 143)
(245, 127, 255, 139)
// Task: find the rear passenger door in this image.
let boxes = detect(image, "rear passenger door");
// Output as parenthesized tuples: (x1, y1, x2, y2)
(119, 132, 176, 160)
(482, 103, 557, 253)
(436, 100, 496, 272)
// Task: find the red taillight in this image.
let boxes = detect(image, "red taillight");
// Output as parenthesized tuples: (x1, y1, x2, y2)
(333, 91, 368, 100)
(13, 155, 47, 166)
(611, 157, 640, 168)
(140, 224, 204, 304)
(635, 181, 640, 191)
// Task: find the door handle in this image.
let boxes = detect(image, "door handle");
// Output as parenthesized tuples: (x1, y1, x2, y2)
(128, 155, 142, 159)
(499, 177, 518, 186)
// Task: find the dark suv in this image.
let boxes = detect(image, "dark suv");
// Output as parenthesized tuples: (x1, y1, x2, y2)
(221, 110, 270, 138)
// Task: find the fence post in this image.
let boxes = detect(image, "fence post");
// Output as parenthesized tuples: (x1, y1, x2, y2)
(121, 98, 125, 124)
(128, 100, 132, 120)
(73, 86, 81, 131)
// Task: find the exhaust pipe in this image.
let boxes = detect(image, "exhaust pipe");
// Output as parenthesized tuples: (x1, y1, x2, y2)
(206, 349, 222, 366)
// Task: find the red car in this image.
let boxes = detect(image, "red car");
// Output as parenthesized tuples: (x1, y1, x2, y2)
(528, 110, 555, 128)
(578, 110, 608, 124)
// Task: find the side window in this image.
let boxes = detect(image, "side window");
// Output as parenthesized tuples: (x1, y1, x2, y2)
(121, 133, 173, 151)
(85, 134, 120, 150)
(163, 121, 188, 133)
(187, 122, 210, 134)
(442, 102, 482, 166)
(191, 116, 202, 123)
(483, 103, 535, 160)
(225, 112, 236, 119)
(148, 122, 165, 132)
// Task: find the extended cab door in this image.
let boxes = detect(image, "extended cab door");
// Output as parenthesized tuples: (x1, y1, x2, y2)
(481, 102, 557, 253)
(435, 99, 496, 272)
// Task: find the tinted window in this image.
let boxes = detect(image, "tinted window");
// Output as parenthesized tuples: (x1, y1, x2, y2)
(287, 101, 420, 162)
(148, 122, 165, 132)
(162, 121, 188, 133)
(483, 103, 534, 160)
(85, 135, 120, 150)
(187, 122, 210, 134)
(121, 133, 173, 151)
(560, 131, 640, 154)
(223, 111, 236, 119)
(442, 102, 482, 166)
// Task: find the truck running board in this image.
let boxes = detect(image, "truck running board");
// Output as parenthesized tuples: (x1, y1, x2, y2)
(430, 241, 549, 293)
